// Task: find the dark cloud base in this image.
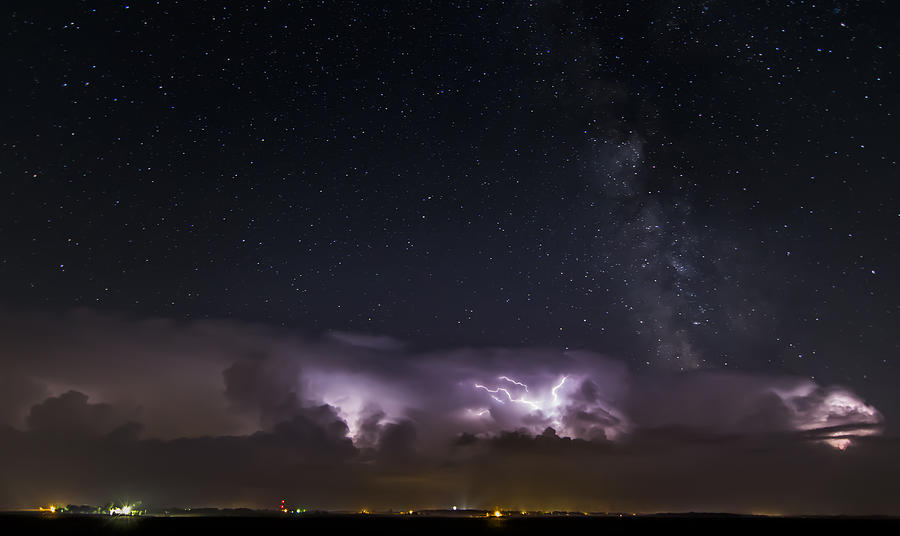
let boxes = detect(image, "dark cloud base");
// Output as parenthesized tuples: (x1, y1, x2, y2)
(1, 421, 897, 515)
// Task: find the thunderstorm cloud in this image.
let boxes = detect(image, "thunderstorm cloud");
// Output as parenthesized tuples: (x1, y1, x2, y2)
(0, 309, 894, 514)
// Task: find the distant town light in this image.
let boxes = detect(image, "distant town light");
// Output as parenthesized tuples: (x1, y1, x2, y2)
(108, 504, 137, 516)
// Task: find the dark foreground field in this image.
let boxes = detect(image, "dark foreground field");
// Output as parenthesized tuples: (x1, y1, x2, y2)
(2, 513, 896, 535)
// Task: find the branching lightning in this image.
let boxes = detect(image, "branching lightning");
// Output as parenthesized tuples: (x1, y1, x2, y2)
(475, 384, 541, 410)
(472, 375, 574, 435)
(499, 376, 529, 392)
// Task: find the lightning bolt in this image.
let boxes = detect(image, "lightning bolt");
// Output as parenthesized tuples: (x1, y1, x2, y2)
(475, 384, 505, 395)
(498, 376, 529, 392)
(468, 408, 490, 417)
(475, 384, 541, 410)
(551, 375, 568, 402)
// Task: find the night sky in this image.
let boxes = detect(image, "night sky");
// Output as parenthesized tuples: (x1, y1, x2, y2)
(1, 1, 898, 514)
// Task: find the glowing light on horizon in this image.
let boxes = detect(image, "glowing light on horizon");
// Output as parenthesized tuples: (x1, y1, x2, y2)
(109, 504, 136, 516)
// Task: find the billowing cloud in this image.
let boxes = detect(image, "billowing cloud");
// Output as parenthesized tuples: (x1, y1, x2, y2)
(0, 309, 892, 514)
(223, 353, 303, 425)
(27, 390, 129, 437)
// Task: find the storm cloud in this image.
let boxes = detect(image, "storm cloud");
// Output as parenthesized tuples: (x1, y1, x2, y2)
(0, 308, 893, 514)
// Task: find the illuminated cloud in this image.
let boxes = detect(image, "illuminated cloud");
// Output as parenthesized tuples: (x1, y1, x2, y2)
(0, 310, 891, 513)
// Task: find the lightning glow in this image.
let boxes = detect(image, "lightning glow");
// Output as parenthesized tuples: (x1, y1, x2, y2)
(773, 386, 882, 450)
(475, 384, 541, 410)
(498, 376, 529, 392)
(474, 374, 570, 420)
(298, 357, 878, 450)
(551, 375, 568, 402)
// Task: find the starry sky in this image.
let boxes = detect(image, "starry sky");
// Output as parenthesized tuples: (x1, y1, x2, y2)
(1, 1, 898, 514)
